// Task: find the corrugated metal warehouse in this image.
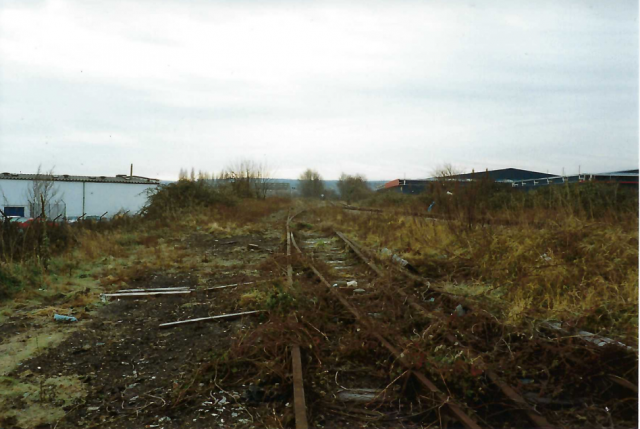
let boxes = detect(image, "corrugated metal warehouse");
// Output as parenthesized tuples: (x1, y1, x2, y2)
(0, 173, 159, 218)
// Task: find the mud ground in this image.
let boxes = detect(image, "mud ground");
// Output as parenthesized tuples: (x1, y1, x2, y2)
(0, 222, 287, 428)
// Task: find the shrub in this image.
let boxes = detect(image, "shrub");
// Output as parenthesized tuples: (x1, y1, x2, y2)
(142, 179, 235, 220)
(0, 265, 22, 300)
(337, 173, 373, 203)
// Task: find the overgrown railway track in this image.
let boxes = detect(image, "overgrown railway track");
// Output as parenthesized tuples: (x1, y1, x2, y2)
(284, 206, 638, 428)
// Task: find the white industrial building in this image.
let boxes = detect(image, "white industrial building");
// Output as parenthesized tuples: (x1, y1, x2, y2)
(0, 172, 160, 218)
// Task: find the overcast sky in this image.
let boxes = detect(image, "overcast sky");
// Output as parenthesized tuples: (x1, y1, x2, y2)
(0, 0, 637, 180)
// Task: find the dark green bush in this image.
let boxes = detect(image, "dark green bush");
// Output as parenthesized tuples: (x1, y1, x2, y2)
(141, 179, 236, 219)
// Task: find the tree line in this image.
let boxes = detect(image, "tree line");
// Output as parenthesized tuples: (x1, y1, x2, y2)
(298, 169, 373, 203)
(175, 163, 375, 203)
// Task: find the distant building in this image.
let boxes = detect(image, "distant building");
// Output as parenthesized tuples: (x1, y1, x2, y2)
(264, 182, 291, 198)
(511, 169, 639, 189)
(0, 173, 159, 218)
(380, 168, 639, 194)
(380, 179, 431, 194)
(448, 168, 555, 182)
(380, 168, 556, 194)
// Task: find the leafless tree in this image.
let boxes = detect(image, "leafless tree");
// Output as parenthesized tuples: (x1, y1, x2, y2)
(432, 163, 464, 179)
(197, 170, 213, 181)
(26, 166, 63, 219)
(178, 168, 189, 181)
(219, 159, 273, 199)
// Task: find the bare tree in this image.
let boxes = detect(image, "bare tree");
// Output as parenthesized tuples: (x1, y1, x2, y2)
(197, 170, 213, 181)
(298, 169, 325, 198)
(26, 166, 63, 219)
(178, 168, 189, 181)
(251, 161, 273, 200)
(219, 159, 273, 199)
(432, 163, 464, 179)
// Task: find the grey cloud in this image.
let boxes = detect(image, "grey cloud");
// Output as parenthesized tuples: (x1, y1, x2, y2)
(0, 0, 637, 180)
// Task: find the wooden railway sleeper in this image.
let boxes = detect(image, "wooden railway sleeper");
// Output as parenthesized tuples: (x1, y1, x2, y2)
(334, 229, 555, 429)
(290, 232, 482, 429)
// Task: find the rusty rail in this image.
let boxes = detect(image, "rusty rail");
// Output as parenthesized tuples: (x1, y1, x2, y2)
(335, 230, 555, 429)
(287, 209, 310, 428)
(286, 211, 293, 288)
(337, 230, 635, 353)
(290, 233, 482, 429)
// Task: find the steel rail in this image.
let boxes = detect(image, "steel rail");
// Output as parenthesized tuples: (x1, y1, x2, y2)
(286, 210, 293, 288)
(334, 230, 555, 429)
(290, 232, 482, 429)
(337, 229, 636, 356)
(335, 209, 636, 353)
(337, 229, 640, 424)
(286, 209, 310, 429)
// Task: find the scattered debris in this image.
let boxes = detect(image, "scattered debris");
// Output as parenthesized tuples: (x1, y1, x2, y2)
(540, 253, 553, 262)
(542, 322, 636, 351)
(381, 248, 409, 267)
(336, 388, 391, 403)
(54, 314, 78, 322)
(346, 280, 358, 287)
(523, 393, 586, 406)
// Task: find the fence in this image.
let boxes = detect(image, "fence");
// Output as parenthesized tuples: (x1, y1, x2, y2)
(29, 202, 66, 219)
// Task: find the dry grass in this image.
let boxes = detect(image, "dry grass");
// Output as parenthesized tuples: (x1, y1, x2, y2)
(0, 198, 291, 304)
(316, 201, 638, 343)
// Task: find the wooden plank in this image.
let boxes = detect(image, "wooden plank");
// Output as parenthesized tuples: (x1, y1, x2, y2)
(205, 282, 255, 290)
(104, 291, 192, 298)
(291, 345, 309, 429)
(159, 310, 264, 328)
(117, 287, 191, 293)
